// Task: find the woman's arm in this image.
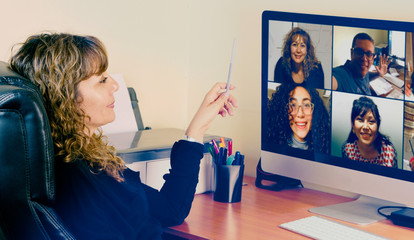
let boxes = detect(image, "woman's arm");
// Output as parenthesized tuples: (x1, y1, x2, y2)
(143, 140, 203, 227)
(144, 82, 237, 226)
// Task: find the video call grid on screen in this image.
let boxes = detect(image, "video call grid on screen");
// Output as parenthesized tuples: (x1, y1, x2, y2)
(261, 11, 414, 181)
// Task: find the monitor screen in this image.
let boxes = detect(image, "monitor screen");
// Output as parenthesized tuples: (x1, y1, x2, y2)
(261, 10, 414, 223)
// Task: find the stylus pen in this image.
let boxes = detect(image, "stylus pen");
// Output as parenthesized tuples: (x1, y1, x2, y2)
(226, 39, 236, 93)
(409, 139, 414, 155)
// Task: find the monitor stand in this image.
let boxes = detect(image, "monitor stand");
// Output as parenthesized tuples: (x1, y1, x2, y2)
(309, 195, 405, 225)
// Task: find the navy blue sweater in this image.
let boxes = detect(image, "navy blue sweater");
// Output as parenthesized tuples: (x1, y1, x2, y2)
(54, 140, 203, 239)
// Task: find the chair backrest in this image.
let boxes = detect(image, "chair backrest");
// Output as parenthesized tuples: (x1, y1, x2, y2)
(0, 61, 74, 239)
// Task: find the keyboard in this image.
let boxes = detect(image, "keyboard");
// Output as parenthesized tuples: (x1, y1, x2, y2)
(382, 73, 404, 88)
(279, 216, 390, 240)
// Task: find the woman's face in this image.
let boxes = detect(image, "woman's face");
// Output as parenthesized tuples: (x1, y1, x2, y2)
(290, 35, 307, 65)
(289, 86, 313, 142)
(77, 72, 119, 135)
(352, 110, 378, 147)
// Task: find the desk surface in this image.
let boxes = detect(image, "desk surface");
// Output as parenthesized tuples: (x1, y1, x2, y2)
(106, 128, 228, 153)
(167, 176, 414, 240)
(106, 128, 188, 153)
(106, 128, 229, 163)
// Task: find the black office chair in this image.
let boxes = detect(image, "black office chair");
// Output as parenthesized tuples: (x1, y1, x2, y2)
(0, 61, 75, 239)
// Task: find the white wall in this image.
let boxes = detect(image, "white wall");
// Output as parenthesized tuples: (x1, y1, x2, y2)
(0, 0, 190, 130)
(1, 0, 414, 176)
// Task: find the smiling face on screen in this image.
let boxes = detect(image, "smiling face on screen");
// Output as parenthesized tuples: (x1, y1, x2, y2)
(290, 35, 307, 66)
(288, 86, 313, 142)
(352, 110, 378, 147)
(350, 39, 375, 78)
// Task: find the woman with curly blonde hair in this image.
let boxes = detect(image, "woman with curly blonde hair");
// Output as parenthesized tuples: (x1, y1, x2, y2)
(274, 27, 324, 88)
(9, 33, 237, 239)
(10, 33, 126, 180)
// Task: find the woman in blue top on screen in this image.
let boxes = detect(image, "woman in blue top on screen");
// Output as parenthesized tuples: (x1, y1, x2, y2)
(267, 83, 330, 154)
(342, 96, 396, 167)
(9, 33, 237, 239)
(274, 27, 324, 88)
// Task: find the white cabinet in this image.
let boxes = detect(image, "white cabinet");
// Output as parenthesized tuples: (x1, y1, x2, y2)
(127, 161, 147, 184)
(106, 128, 226, 194)
(197, 154, 214, 193)
(146, 158, 171, 191)
(126, 153, 214, 194)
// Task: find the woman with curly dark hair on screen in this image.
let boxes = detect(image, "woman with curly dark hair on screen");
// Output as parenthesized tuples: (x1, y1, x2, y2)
(342, 96, 397, 167)
(274, 27, 324, 88)
(267, 83, 330, 154)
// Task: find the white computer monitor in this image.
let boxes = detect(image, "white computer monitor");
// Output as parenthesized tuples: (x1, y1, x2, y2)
(261, 10, 414, 225)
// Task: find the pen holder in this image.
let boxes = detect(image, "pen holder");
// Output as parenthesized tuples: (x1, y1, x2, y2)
(213, 163, 244, 203)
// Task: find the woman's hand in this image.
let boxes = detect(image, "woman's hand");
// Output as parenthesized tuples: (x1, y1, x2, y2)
(185, 82, 238, 142)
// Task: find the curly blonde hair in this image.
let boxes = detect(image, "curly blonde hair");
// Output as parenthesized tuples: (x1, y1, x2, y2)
(10, 33, 125, 181)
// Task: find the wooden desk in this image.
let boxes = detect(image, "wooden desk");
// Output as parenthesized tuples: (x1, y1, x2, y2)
(166, 176, 414, 240)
